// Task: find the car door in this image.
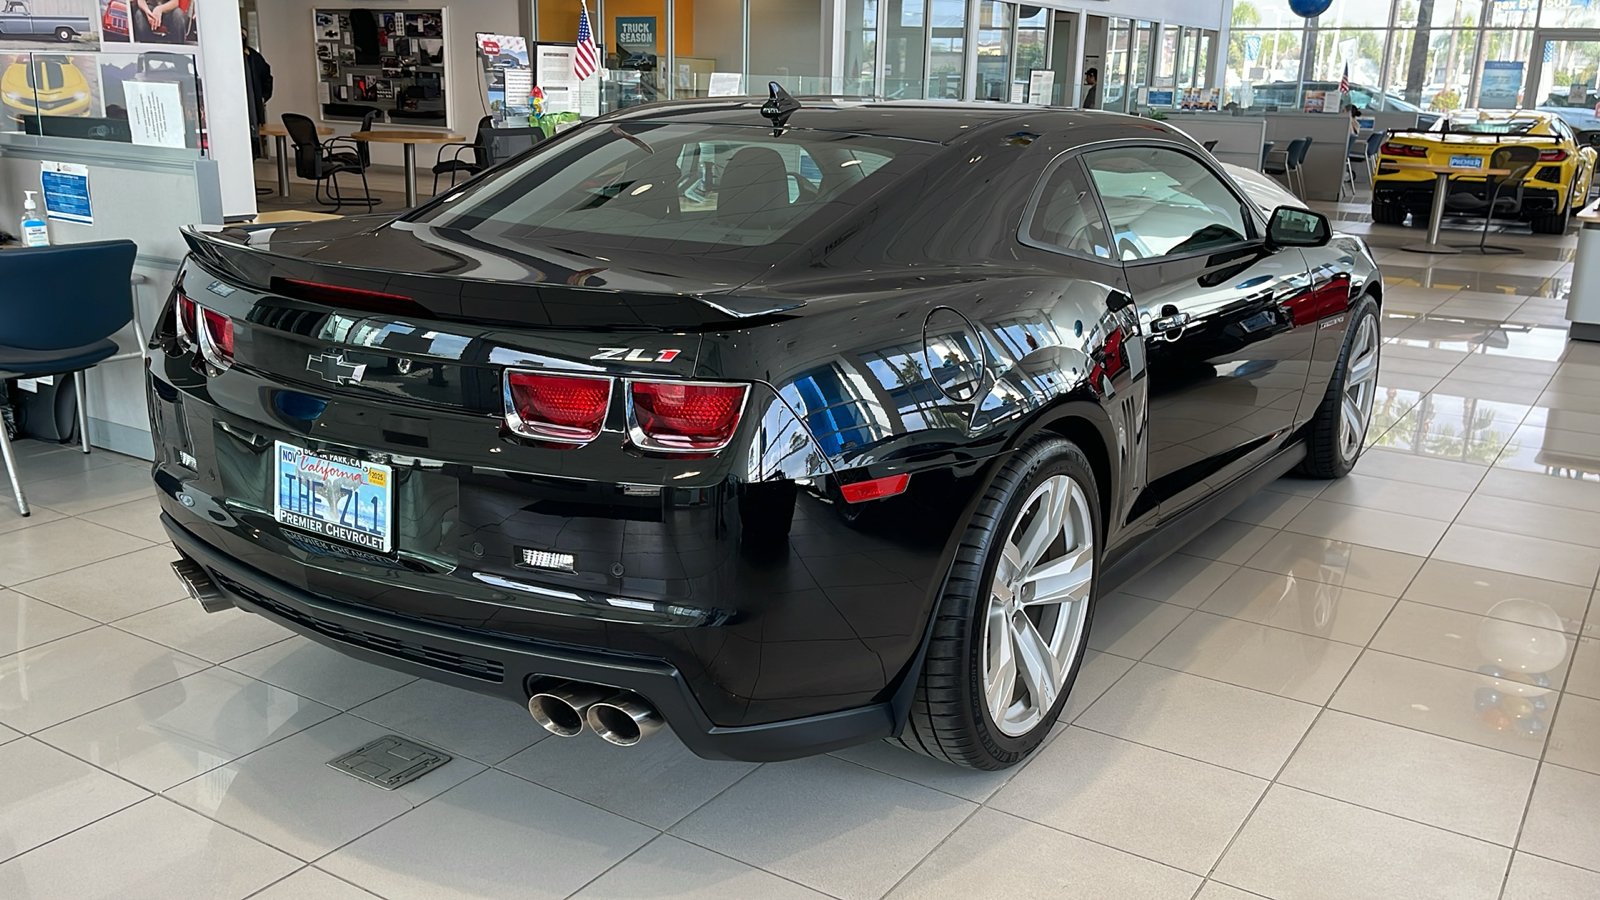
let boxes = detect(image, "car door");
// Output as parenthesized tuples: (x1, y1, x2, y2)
(1081, 144, 1316, 518)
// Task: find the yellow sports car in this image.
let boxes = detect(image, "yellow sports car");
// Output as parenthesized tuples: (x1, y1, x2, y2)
(1, 56, 92, 120)
(1373, 109, 1596, 235)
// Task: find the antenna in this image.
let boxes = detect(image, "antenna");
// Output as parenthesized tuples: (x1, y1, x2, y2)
(760, 82, 802, 131)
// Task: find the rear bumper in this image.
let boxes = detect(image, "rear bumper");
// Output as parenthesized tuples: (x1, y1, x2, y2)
(164, 512, 901, 762)
(1374, 180, 1562, 216)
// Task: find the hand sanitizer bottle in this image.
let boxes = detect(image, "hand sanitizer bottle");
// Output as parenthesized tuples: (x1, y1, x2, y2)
(20, 191, 49, 247)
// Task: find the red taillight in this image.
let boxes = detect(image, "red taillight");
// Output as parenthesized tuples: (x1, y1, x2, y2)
(1380, 142, 1428, 158)
(1540, 149, 1569, 162)
(175, 294, 197, 346)
(198, 307, 234, 370)
(839, 473, 911, 503)
(504, 370, 612, 444)
(628, 380, 748, 453)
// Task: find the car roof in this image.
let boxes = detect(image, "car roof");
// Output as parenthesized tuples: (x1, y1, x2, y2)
(598, 98, 1148, 144)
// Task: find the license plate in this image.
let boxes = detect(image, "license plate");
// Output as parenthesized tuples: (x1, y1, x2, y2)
(273, 441, 394, 553)
(1449, 155, 1484, 169)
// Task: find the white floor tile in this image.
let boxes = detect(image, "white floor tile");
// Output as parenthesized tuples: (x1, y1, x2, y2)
(670, 755, 973, 900)
(0, 588, 97, 654)
(1117, 553, 1241, 608)
(1076, 663, 1317, 778)
(248, 867, 385, 900)
(1199, 567, 1397, 645)
(1369, 600, 1573, 684)
(0, 738, 149, 862)
(19, 463, 157, 516)
(0, 518, 151, 587)
(348, 679, 545, 766)
(1088, 595, 1191, 659)
(1213, 786, 1510, 900)
(1143, 612, 1361, 704)
(1433, 524, 1600, 587)
(1569, 636, 1600, 700)
(1402, 560, 1593, 636)
(1244, 531, 1425, 597)
(1316, 472, 1472, 521)
(12, 544, 187, 622)
(115, 601, 292, 664)
(1545, 694, 1600, 776)
(571, 834, 832, 900)
(1282, 500, 1448, 557)
(36, 667, 337, 791)
(499, 726, 755, 829)
(0, 796, 298, 900)
(77, 496, 172, 543)
(320, 769, 655, 900)
(1278, 711, 1537, 845)
(1057, 649, 1137, 726)
(164, 714, 484, 862)
(0, 626, 208, 733)
(1519, 764, 1600, 872)
(1501, 852, 1600, 900)
(884, 807, 1200, 900)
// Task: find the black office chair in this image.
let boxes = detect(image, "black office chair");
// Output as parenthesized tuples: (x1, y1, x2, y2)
(282, 113, 376, 210)
(1446, 145, 1541, 254)
(1265, 138, 1307, 196)
(0, 240, 138, 516)
(326, 109, 380, 173)
(1260, 141, 1275, 170)
(432, 115, 494, 195)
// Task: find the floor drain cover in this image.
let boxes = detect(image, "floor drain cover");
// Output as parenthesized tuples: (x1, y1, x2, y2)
(327, 735, 451, 790)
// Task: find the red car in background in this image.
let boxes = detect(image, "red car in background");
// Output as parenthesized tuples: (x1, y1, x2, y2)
(103, 0, 128, 38)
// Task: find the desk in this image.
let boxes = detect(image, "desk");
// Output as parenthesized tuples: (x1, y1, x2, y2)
(260, 123, 334, 199)
(350, 130, 465, 207)
(1568, 198, 1600, 341)
(1389, 161, 1512, 254)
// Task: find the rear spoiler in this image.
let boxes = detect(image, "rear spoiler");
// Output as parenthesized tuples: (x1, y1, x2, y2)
(1383, 128, 1561, 143)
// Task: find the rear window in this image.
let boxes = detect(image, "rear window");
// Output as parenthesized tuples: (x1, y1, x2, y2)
(413, 121, 926, 259)
(1436, 117, 1542, 135)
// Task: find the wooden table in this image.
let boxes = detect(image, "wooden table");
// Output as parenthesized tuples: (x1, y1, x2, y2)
(260, 123, 334, 199)
(350, 130, 466, 207)
(1388, 160, 1512, 254)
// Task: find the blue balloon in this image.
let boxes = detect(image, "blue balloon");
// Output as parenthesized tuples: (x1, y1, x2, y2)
(1289, 0, 1334, 16)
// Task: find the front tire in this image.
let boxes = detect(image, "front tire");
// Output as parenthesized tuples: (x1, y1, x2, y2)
(1299, 295, 1381, 479)
(895, 436, 1099, 770)
(54, 27, 74, 42)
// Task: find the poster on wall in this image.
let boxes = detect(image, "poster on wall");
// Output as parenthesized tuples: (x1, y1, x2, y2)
(39, 160, 92, 224)
(1, 0, 98, 50)
(0, 52, 103, 132)
(615, 16, 655, 67)
(1478, 61, 1523, 109)
(536, 43, 579, 115)
(476, 32, 530, 117)
(1027, 70, 1053, 105)
(1303, 90, 1328, 113)
(122, 77, 186, 146)
(100, 0, 199, 45)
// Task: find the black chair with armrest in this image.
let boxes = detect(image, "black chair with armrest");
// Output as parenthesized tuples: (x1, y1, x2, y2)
(432, 116, 495, 195)
(1445, 145, 1541, 254)
(282, 113, 377, 211)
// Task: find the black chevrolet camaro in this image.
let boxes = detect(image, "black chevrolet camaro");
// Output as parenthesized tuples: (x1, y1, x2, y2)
(150, 94, 1382, 769)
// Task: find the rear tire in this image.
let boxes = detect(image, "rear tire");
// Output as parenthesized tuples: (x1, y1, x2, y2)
(1371, 201, 1406, 225)
(1531, 192, 1573, 235)
(894, 436, 1099, 770)
(54, 27, 73, 42)
(1298, 295, 1381, 479)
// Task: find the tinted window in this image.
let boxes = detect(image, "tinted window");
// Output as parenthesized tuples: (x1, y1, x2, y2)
(1082, 147, 1251, 262)
(414, 122, 923, 258)
(1026, 157, 1111, 259)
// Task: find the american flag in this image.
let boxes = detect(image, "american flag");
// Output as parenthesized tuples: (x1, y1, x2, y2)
(574, 2, 599, 81)
(1339, 63, 1349, 96)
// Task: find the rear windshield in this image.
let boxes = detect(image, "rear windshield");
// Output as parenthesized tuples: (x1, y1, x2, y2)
(412, 121, 929, 260)
(1436, 118, 1542, 135)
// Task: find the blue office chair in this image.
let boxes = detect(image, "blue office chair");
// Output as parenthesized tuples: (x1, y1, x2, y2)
(0, 240, 138, 516)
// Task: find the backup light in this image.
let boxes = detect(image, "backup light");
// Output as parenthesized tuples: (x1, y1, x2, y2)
(504, 370, 612, 444)
(627, 380, 748, 453)
(196, 305, 234, 371)
(175, 293, 198, 347)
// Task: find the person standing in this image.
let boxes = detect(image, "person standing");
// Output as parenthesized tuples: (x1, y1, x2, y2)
(1081, 68, 1099, 110)
(244, 28, 274, 159)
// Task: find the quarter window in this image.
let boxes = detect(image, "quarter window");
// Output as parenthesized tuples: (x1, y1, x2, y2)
(1082, 147, 1252, 262)
(1026, 157, 1112, 260)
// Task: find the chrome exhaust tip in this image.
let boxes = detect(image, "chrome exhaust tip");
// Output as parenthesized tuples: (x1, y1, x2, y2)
(171, 558, 233, 613)
(586, 692, 664, 747)
(527, 682, 612, 737)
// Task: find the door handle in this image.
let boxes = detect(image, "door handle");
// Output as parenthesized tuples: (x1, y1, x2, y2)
(1149, 311, 1192, 341)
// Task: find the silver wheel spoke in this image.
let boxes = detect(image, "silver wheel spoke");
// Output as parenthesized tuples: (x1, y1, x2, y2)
(1347, 349, 1377, 386)
(1021, 544, 1093, 606)
(1015, 481, 1067, 569)
(1010, 613, 1060, 712)
(985, 606, 1017, 724)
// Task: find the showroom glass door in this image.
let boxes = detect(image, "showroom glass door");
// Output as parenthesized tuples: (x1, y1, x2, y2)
(1527, 31, 1600, 123)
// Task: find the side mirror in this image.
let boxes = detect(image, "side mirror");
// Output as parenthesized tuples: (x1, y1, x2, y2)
(1267, 205, 1332, 248)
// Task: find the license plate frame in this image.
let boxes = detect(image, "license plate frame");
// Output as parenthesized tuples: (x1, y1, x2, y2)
(273, 441, 395, 554)
(1449, 154, 1484, 170)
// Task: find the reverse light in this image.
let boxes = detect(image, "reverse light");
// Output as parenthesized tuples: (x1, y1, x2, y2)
(839, 473, 912, 503)
(627, 380, 749, 453)
(197, 306, 235, 371)
(504, 370, 612, 444)
(175, 293, 198, 347)
(1380, 142, 1428, 158)
(1539, 149, 1570, 162)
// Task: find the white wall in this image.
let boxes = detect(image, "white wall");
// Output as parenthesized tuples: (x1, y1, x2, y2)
(198, 0, 255, 219)
(255, 1, 520, 170)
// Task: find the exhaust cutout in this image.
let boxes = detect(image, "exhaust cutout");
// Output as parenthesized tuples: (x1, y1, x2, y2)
(527, 682, 612, 737)
(171, 558, 234, 613)
(586, 692, 664, 747)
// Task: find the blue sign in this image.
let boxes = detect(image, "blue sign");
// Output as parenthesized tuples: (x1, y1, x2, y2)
(615, 16, 656, 54)
(39, 161, 92, 225)
(1243, 35, 1262, 62)
(1480, 60, 1524, 109)
(1147, 89, 1175, 107)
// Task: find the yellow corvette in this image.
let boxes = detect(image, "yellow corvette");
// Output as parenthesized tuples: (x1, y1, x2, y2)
(1373, 109, 1596, 235)
(1, 56, 92, 120)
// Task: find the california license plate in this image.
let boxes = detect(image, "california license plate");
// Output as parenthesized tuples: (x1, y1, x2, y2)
(273, 441, 394, 553)
(1449, 155, 1484, 169)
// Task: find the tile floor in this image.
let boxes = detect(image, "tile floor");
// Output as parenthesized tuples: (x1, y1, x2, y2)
(1, 212, 1599, 900)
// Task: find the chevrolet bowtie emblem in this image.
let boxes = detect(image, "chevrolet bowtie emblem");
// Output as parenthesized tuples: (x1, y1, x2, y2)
(307, 351, 367, 385)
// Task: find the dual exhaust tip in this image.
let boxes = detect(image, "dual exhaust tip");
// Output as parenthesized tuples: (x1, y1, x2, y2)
(528, 682, 663, 747)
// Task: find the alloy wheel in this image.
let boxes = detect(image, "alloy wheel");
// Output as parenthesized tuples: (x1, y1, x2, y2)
(1338, 314, 1379, 463)
(982, 473, 1094, 737)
